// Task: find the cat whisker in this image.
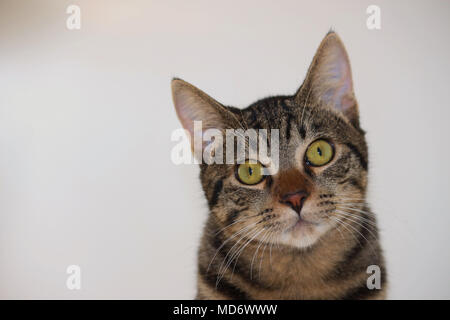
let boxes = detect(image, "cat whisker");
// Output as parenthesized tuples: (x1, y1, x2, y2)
(328, 216, 363, 248)
(229, 228, 264, 281)
(334, 201, 366, 205)
(334, 209, 377, 227)
(258, 231, 274, 280)
(207, 221, 259, 273)
(333, 219, 346, 241)
(338, 196, 366, 200)
(334, 211, 378, 239)
(250, 230, 270, 280)
(232, 227, 271, 277)
(331, 213, 377, 254)
(216, 226, 260, 285)
(335, 205, 374, 216)
(332, 214, 371, 242)
(214, 214, 258, 236)
(218, 227, 264, 286)
(338, 195, 367, 202)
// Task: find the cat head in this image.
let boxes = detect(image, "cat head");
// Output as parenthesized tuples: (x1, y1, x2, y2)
(171, 32, 368, 248)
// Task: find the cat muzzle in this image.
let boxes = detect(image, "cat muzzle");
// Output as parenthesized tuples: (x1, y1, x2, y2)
(280, 191, 308, 216)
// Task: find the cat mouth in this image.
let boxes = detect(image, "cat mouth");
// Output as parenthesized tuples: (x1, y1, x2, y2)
(285, 216, 319, 233)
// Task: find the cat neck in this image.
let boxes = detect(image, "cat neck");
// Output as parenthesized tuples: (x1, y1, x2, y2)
(199, 214, 382, 299)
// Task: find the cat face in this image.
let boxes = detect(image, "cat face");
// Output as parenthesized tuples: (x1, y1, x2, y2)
(172, 32, 368, 249)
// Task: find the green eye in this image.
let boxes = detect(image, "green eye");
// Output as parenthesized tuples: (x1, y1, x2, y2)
(236, 161, 264, 185)
(305, 140, 334, 166)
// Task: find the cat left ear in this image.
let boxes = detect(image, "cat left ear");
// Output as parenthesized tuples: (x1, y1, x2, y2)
(296, 31, 359, 127)
(171, 78, 240, 152)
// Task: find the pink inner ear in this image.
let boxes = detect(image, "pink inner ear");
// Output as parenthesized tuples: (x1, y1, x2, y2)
(172, 81, 228, 156)
(333, 49, 352, 103)
(177, 108, 195, 139)
(316, 41, 356, 119)
(336, 57, 356, 116)
(173, 89, 198, 138)
(173, 92, 203, 157)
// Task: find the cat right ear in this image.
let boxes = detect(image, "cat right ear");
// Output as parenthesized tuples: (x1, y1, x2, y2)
(171, 78, 238, 151)
(295, 31, 360, 127)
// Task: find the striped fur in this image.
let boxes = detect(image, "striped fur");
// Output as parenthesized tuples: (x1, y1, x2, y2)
(172, 32, 386, 300)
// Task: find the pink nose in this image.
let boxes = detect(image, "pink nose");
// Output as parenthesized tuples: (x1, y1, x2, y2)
(280, 191, 308, 215)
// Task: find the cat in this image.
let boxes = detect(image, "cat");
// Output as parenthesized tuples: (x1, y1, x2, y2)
(171, 31, 386, 300)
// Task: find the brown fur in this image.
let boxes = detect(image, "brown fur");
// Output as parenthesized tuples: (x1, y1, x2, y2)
(172, 32, 386, 300)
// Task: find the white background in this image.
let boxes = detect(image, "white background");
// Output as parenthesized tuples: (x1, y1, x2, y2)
(1, 0, 449, 299)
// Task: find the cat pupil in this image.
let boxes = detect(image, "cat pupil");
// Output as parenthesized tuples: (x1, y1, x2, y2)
(248, 167, 253, 176)
(317, 147, 322, 156)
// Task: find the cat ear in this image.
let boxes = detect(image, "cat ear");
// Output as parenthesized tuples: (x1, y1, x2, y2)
(296, 31, 359, 127)
(171, 78, 238, 150)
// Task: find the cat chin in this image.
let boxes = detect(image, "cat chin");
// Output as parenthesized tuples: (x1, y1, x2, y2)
(277, 221, 331, 249)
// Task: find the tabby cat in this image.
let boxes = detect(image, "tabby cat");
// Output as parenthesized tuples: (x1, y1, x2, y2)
(171, 32, 386, 299)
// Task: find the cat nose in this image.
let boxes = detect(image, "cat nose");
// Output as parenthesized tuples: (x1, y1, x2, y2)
(280, 191, 308, 215)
